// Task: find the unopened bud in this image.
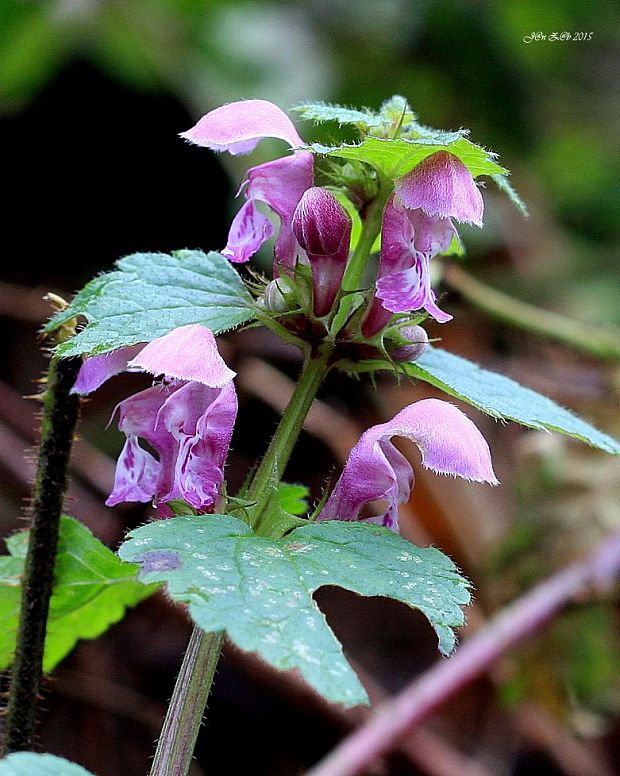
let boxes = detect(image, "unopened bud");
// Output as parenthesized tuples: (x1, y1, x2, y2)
(292, 187, 351, 317)
(260, 277, 298, 313)
(388, 325, 429, 362)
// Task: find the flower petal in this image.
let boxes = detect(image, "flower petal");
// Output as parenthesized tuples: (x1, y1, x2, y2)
(221, 200, 275, 263)
(292, 187, 352, 316)
(72, 344, 144, 395)
(319, 398, 497, 532)
(376, 264, 452, 323)
(179, 99, 303, 155)
(128, 325, 236, 387)
(395, 151, 484, 226)
(106, 437, 160, 506)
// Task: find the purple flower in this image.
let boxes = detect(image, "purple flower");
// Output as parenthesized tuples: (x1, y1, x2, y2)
(73, 325, 237, 514)
(318, 398, 498, 533)
(180, 99, 313, 272)
(361, 151, 484, 338)
(292, 187, 352, 317)
(395, 150, 484, 226)
(361, 196, 455, 336)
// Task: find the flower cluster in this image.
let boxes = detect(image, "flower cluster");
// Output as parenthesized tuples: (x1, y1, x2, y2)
(72, 98, 498, 534)
(74, 326, 497, 531)
(181, 99, 483, 336)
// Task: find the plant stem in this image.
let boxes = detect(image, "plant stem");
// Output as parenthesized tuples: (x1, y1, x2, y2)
(2, 355, 81, 754)
(443, 263, 620, 363)
(307, 530, 620, 776)
(247, 343, 332, 508)
(149, 630, 224, 776)
(151, 182, 386, 775)
(330, 179, 391, 336)
(150, 346, 331, 776)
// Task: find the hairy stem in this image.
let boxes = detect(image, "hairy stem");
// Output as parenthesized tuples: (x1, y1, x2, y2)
(307, 531, 620, 776)
(443, 263, 620, 363)
(2, 355, 81, 754)
(149, 630, 224, 776)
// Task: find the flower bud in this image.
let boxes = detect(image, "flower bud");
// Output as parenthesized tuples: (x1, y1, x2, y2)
(260, 277, 299, 313)
(292, 187, 352, 317)
(387, 325, 429, 362)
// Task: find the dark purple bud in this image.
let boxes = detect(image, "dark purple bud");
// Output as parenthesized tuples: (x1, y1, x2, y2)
(292, 187, 351, 317)
(388, 325, 429, 362)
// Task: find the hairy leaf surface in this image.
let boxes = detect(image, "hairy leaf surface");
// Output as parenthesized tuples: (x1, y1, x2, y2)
(119, 514, 471, 707)
(45, 250, 254, 357)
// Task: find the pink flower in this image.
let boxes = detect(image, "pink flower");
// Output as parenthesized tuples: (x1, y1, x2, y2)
(73, 325, 237, 513)
(395, 150, 484, 226)
(362, 152, 484, 337)
(181, 100, 313, 272)
(361, 196, 455, 336)
(318, 399, 497, 533)
(292, 187, 352, 316)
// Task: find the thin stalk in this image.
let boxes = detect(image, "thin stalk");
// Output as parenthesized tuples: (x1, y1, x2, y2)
(149, 630, 224, 776)
(2, 354, 81, 754)
(443, 263, 620, 363)
(330, 179, 391, 336)
(149, 345, 331, 776)
(247, 344, 332, 508)
(150, 182, 386, 776)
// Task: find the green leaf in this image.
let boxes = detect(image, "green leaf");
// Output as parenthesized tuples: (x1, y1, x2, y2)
(292, 101, 383, 130)
(308, 135, 507, 180)
(404, 347, 620, 455)
(0, 753, 94, 776)
(44, 250, 255, 358)
(119, 514, 471, 707)
(278, 483, 310, 515)
(0, 516, 156, 672)
(492, 174, 529, 216)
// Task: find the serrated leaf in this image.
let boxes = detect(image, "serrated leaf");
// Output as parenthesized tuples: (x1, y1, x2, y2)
(0, 753, 94, 776)
(292, 101, 383, 129)
(308, 135, 507, 180)
(492, 174, 529, 216)
(278, 483, 309, 516)
(404, 347, 620, 455)
(44, 250, 255, 358)
(0, 516, 156, 672)
(119, 514, 471, 707)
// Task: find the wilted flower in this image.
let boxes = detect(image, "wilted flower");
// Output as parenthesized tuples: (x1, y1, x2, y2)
(318, 398, 497, 533)
(292, 187, 352, 316)
(73, 325, 237, 514)
(181, 99, 313, 272)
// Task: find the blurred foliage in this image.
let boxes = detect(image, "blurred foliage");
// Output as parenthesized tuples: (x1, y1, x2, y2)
(492, 431, 620, 729)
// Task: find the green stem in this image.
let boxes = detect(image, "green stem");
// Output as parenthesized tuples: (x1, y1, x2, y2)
(330, 179, 391, 336)
(149, 346, 331, 776)
(150, 182, 387, 775)
(149, 630, 224, 776)
(2, 355, 81, 754)
(443, 263, 620, 363)
(247, 344, 332, 508)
